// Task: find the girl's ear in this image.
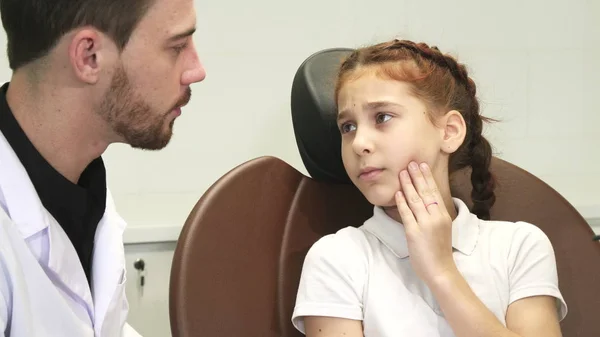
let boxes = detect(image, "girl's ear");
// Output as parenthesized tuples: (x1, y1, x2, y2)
(439, 110, 467, 154)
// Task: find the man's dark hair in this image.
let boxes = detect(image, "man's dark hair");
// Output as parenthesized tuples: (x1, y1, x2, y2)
(0, 0, 155, 70)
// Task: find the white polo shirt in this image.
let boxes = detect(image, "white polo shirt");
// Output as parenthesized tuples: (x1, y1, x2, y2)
(291, 198, 567, 336)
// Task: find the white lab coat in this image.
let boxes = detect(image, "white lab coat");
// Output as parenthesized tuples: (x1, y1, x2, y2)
(0, 131, 142, 336)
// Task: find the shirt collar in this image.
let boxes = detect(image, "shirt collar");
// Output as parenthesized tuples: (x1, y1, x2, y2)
(361, 197, 480, 258)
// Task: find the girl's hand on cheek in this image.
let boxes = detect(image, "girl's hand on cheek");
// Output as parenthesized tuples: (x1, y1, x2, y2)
(395, 161, 458, 285)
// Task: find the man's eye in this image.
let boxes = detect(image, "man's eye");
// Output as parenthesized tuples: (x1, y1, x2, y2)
(173, 43, 188, 54)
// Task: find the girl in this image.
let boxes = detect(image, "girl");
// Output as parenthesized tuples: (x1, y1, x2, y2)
(291, 40, 567, 337)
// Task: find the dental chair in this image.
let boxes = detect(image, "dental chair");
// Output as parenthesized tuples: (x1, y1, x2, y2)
(169, 48, 600, 337)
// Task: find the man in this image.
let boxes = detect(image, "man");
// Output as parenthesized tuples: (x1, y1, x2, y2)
(0, 0, 205, 335)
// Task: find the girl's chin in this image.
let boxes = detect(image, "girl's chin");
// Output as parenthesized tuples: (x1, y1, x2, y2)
(354, 182, 400, 208)
(364, 193, 397, 208)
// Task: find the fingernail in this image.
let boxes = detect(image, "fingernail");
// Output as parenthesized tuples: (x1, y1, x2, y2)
(420, 162, 429, 171)
(409, 162, 418, 170)
(401, 170, 409, 178)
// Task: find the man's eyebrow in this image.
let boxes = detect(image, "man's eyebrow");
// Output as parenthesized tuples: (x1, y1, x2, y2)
(167, 27, 196, 42)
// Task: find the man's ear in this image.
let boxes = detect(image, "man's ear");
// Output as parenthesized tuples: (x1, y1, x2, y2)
(439, 110, 467, 154)
(68, 28, 103, 84)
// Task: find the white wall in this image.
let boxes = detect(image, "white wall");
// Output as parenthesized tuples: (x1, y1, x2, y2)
(0, 2, 594, 238)
(97, 0, 600, 240)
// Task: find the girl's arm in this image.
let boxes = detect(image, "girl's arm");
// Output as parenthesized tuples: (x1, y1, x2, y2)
(427, 269, 561, 337)
(305, 316, 364, 337)
(395, 162, 563, 337)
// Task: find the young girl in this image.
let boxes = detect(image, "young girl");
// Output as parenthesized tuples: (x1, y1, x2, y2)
(291, 40, 567, 337)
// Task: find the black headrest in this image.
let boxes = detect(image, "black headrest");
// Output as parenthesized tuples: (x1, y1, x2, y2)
(291, 48, 355, 184)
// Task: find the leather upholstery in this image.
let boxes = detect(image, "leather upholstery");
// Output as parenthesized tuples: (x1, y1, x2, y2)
(170, 156, 372, 337)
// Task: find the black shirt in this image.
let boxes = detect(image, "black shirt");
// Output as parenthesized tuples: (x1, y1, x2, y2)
(0, 82, 107, 286)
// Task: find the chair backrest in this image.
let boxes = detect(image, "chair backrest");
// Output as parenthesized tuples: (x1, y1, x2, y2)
(170, 48, 600, 337)
(169, 156, 372, 337)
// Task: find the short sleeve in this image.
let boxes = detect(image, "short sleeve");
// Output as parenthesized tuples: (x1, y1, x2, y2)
(291, 228, 368, 334)
(507, 223, 568, 321)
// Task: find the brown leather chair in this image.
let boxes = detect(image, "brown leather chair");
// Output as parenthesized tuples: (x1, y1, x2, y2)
(169, 48, 600, 337)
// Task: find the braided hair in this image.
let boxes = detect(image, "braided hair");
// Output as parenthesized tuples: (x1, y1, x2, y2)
(335, 40, 496, 219)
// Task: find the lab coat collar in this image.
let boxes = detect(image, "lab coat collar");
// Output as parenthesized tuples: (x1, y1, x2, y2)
(0, 131, 50, 239)
(0, 131, 95, 313)
(0, 131, 127, 332)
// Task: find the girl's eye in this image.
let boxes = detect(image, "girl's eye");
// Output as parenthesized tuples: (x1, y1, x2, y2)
(376, 113, 392, 124)
(340, 123, 356, 134)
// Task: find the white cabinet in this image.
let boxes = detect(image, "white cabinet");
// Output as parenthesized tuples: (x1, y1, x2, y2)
(124, 242, 177, 337)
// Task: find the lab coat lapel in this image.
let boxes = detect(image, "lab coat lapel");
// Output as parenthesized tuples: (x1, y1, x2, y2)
(91, 190, 128, 333)
(46, 218, 96, 316)
(0, 132, 96, 318)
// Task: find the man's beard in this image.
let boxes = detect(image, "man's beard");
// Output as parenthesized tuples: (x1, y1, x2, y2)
(96, 64, 191, 150)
